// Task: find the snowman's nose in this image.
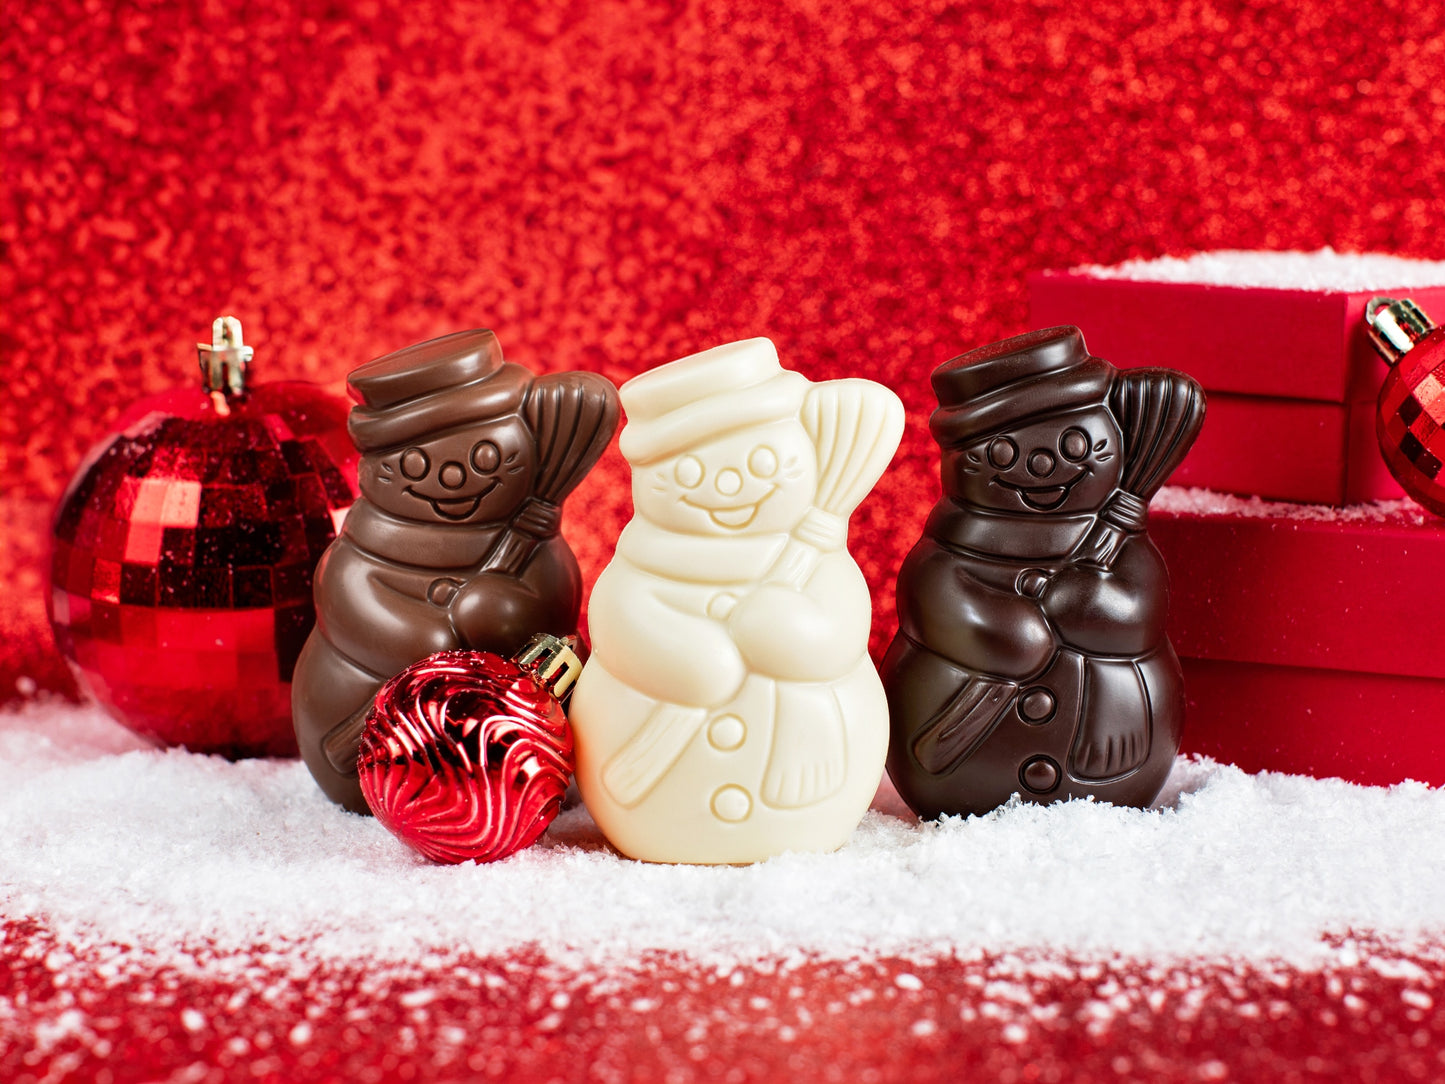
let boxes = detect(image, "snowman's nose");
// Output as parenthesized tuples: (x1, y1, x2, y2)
(438, 461, 468, 489)
(715, 468, 744, 497)
(1027, 449, 1056, 477)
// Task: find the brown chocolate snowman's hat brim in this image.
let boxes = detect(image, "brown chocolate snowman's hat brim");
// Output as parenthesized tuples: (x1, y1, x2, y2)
(347, 329, 531, 451)
(929, 361, 1114, 446)
(619, 338, 808, 464)
(929, 326, 1115, 446)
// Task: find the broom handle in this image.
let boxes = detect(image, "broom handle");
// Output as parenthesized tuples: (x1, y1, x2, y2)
(1068, 490, 1150, 572)
(765, 506, 848, 589)
(474, 497, 561, 576)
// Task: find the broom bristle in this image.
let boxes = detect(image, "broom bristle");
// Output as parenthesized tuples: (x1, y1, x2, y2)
(524, 372, 620, 505)
(801, 380, 905, 518)
(1108, 369, 1206, 502)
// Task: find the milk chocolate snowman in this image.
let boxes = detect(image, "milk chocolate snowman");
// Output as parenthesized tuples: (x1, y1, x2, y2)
(292, 329, 618, 812)
(881, 327, 1205, 819)
(570, 338, 903, 863)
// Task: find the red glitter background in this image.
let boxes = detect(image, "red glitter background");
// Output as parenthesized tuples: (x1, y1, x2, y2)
(4, 1, 1445, 1081)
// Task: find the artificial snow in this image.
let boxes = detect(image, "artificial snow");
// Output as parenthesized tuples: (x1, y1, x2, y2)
(1077, 248, 1445, 292)
(1, 700, 1442, 978)
(1150, 485, 1440, 526)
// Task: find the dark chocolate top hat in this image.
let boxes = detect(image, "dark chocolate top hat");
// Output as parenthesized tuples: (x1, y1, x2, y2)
(347, 329, 531, 451)
(930, 326, 1114, 447)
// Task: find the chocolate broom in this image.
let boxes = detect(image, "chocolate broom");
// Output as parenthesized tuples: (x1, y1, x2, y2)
(911, 368, 1205, 778)
(322, 372, 619, 777)
(1070, 368, 1205, 571)
(480, 371, 620, 575)
(1060, 367, 1204, 781)
(759, 379, 903, 808)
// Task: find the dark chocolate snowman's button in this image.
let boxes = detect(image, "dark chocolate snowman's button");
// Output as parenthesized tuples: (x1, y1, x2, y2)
(1020, 756, 1060, 794)
(1018, 688, 1056, 724)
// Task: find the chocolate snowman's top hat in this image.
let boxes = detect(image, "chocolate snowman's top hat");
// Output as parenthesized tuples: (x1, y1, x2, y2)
(346, 329, 532, 451)
(930, 325, 1114, 447)
(619, 337, 808, 464)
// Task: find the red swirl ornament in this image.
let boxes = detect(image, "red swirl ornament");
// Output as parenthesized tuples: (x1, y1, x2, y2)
(358, 640, 579, 864)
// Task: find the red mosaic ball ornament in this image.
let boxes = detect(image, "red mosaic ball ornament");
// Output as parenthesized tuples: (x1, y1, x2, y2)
(357, 636, 581, 865)
(1366, 297, 1445, 518)
(47, 318, 358, 757)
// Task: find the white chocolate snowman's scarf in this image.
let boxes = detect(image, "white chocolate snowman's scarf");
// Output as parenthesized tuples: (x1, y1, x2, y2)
(615, 520, 789, 586)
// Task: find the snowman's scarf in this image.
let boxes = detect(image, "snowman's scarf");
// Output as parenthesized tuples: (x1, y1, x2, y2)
(343, 499, 507, 570)
(615, 519, 789, 586)
(925, 498, 1096, 563)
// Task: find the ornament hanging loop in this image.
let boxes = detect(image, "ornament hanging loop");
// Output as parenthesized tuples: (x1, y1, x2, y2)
(1365, 297, 1436, 367)
(198, 316, 254, 407)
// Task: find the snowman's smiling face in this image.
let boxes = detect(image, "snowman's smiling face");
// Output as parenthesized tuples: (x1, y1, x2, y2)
(635, 419, 818, 536)
(948, 407, 1123, 515)
(360, 418, 537, 525)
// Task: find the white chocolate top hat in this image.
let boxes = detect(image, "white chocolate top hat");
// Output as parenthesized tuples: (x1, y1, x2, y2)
(619, 338, 808, 465)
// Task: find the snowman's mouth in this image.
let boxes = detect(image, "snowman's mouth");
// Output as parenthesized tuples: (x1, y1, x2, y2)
(407, 480, 499, 521)
(993, 470, 1088, 511)
(683, 487, 776, 530)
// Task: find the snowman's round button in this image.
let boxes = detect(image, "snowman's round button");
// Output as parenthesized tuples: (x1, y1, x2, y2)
(1018, 688, 1056, 724)
(708, 714, 746, 751)
(711, 785, 752, 822)
(1019, 756, 1060, 795)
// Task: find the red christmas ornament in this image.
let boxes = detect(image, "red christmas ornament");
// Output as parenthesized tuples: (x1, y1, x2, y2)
(47, 317, 358, 757)
(1367, 297, 1445, 517)
(357, 635, 581, 865)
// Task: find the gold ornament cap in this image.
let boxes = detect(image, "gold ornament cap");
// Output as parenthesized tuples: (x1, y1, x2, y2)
(1366, 298, 1437, 367)
(513, 633, 584, 700)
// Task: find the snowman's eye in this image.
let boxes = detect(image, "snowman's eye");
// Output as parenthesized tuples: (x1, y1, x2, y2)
(987, 437, 1018, 470)
(675, 455, 704, 489)
(400, 448, 430, 480)
(748, 446, 778, 478)
(471, 440, 501, 473)
(1060, 428, 1090, 462)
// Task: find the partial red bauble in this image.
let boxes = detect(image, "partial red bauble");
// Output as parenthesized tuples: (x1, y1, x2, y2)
(357, 650, 575, 864)
(1377, 326, 1445, 518)
(47, 382, 358, 757)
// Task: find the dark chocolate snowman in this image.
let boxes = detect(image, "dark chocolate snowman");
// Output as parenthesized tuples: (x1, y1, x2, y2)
(881, 326, 1204, 818)
(292, 329, 618, 812)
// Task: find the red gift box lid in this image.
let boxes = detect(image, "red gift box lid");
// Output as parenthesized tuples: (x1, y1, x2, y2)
(1030, 250, 1445, 405)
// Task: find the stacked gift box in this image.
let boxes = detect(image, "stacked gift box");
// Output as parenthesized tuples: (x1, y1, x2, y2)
(1031, 255, 1445, 787)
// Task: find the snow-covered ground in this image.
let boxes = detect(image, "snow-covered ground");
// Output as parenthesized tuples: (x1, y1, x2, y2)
(3, 700, 1441, 978)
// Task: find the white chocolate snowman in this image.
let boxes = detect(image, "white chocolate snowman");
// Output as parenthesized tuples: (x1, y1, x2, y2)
(571, 338, 903, 864)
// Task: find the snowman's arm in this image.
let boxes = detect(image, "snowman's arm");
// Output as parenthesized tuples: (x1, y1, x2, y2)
(450, 538, 583, 654)
(1040, 535, 1169, 656)
(587, 564, 747, 708)
(729, 552, 870, 681)
(315, 543, 456, 677)
(896, 540, 1055, 679)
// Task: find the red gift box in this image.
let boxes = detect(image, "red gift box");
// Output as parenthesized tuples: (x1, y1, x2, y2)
(1151, 489, 1445, 787)
(1030, 258, 1445, 505)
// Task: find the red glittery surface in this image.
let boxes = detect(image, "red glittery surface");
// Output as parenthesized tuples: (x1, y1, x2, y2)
(5, 0, 1445, 1080)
